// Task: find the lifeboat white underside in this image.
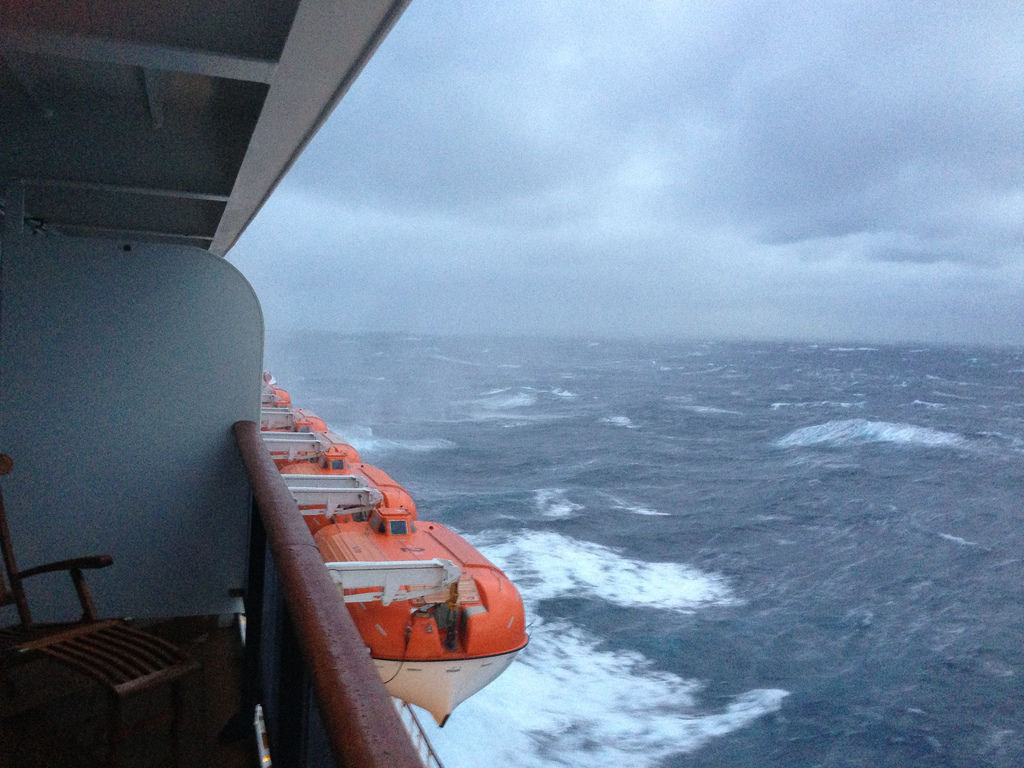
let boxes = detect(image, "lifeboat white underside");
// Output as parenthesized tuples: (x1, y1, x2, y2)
(373, 649, 521, 726)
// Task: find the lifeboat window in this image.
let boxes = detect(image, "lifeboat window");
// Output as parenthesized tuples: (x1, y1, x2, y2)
(369, 512, 382, 532)
(299, 426, 310, 432)
(331, 459, 345, 470)
(389, 520, 408, 536)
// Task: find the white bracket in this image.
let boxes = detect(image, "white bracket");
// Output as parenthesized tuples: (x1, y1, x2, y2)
(325, 559, 461, 606)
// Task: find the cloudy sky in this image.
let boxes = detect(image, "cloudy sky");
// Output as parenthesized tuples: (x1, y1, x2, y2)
(229, 1, 1023, 345)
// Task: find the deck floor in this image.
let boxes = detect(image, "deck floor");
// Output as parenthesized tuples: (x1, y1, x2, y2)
(0, 616, 256, 768)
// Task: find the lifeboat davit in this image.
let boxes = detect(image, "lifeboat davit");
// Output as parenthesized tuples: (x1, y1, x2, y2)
(261, 373, 292, 409)
(261, 406, 328, 433)
(259, 375, 528, 725)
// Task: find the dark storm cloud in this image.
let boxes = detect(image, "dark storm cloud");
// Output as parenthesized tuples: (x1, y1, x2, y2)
(681, 3, 1022, 260)
(232, 1, 1024, 344)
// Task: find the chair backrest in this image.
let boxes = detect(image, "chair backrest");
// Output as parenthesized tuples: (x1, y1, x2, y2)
(0, 454, 34, 627)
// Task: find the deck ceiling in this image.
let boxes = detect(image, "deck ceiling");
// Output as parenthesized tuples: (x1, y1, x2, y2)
(0, 0, 408, 255)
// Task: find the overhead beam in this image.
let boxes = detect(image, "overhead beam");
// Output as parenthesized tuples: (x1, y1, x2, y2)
(0, 28, 278, 83)
(18, 179, 229, 203)
(43, 223, 213, 243)
(210, 0, 411, 255)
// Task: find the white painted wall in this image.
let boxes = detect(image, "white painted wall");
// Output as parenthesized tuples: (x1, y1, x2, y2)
(1, 234, 263, 620)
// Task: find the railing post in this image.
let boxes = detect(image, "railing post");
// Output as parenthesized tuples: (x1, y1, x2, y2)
(273, 599, 312, 767)
(241, 496, 266, 725)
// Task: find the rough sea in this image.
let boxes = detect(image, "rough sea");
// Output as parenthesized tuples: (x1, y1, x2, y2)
(263, 332, 1023, 768)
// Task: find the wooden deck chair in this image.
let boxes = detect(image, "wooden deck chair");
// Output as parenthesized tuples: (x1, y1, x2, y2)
(0, 454, 200, 766)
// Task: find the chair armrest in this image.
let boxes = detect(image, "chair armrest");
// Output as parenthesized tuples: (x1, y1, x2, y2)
(17, 555, 113, 579)
(16, 555, 113, 622)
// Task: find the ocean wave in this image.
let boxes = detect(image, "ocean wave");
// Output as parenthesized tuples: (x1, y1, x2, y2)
(770, 400, 865, 410)
(679, 405, 744, 416)
(623, 505, 668, 516)
(477, 530, 734, 613)
(603, 492, 669, 517)
(427, 528, 781, 765)
(424, 529, 785, 766)
(460, 388, 573, 426)
(976, 431, 1024, 452)
(533, 488, 583, 519)
(673, 364, 728, 375)
(938, 532, 980, 547)
(429, 353, 484, 366)
(774, 419, 964, 449)
(423, 617, 788, 767)
(474, 389, 538, 410)
(550, 388, 578, 399)
(930, 389, 976, 400)
(601, 415, 637, 428)
(331, 424, 456, 454)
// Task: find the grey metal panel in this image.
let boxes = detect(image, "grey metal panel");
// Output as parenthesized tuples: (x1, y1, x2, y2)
(210, 0, 410, 255)
(0, 0, 410, 256)
(0, 235, 263, 619)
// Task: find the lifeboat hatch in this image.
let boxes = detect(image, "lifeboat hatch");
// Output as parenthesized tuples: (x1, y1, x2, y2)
(368, 508, 415, 536)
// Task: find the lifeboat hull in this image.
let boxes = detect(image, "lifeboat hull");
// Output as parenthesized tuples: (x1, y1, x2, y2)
(373, 649, 521, 726)
(318, 515, 528, 724)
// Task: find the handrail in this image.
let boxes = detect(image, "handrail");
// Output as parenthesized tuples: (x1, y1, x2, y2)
(233, 420, 423, 768)
(395, 699, 446, 768)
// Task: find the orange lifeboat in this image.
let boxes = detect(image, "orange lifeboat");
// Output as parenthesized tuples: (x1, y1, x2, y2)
(260, 375, 528, 724)
(316, 509, 527, 725)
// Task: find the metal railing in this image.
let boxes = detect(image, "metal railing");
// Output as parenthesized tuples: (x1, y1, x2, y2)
(234, 420, 423, 768)
(395, 699, 446, 768)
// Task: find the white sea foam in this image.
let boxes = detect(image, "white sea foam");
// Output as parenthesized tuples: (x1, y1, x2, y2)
(769, 400, 865, 410)
(774, 419, 964, 449)
(680, 405, 744, 416)
(601, 415, 637, 428)
(332, 424, 456, 454)
(474, 389, 538, 410)
(430, 353, 484, 366)
(361, 436, 457, 454)
(462, 388, 565, 426)
(550, 388, 578, 399)
(423, 619, 788, 767)
(674, 364, 727, 375)
(420, 532, 786, 766)
(603, 492, 669, 516)
(533, 488, 583, 519)
(938, 532, 979, 547)
(479, 531, 735, 612)
(624, 505, 669, 516)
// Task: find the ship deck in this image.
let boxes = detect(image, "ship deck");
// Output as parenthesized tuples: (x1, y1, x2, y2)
(0, 616, 254, 768)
